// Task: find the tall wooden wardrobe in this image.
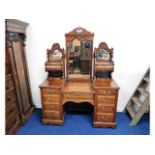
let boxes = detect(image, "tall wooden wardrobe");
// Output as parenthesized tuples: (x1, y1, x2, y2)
(5, 19, 35, 134)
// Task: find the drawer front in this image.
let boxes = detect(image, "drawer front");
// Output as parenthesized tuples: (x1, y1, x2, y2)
(64, 93, 93, 99)
(97, 104, 115, 113)
(6, 100, 17, 117)
(6, 111, 20, 133)
(97, 96, 116, 104)
(43, 110, 61, 120)
(42, 94, 61, 102)
(43, 103, 60, 111)
(42, 88, 59, 94)
(96, 113, 114, 122)
(97, 89, 116, 96)
(6, 89, 16, 104)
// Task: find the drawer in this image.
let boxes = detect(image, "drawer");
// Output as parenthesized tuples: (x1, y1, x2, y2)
(96, 113, 114, 122)
(43, 103, 60, 111)
(42, 94, 61, 102)
(97, 104, 115, 113)
(64, 93, 93, 99)
(6, 100, 17, 117)
(42, 88, 59, 94)
(6, 111, 20, 133)
(43, 110, 61, 120)
(6, 77, 14, 91)
(97, 89, 116, 96)
(97, 96, 115, 104)
(6, 89, 16, 104)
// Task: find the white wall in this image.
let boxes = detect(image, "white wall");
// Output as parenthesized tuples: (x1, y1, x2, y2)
(5, 0, 153, 111)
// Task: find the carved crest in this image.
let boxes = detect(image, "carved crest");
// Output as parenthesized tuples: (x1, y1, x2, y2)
(65, 27, 94, 37)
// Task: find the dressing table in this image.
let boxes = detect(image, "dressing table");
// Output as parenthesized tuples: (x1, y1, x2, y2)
(39, 27, 119, 128)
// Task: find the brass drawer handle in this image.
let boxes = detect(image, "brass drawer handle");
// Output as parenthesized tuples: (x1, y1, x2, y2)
(102, 116, 108, 121)
(103, 98, 110, 102)
(102, 107, 105, 110)
(105, 91, 111, 95)
(50, 105, 56, 109)
(45, 96, 55, 101)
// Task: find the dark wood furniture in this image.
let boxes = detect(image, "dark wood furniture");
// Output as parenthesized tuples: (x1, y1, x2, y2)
(40, 27, 119, 128)
(5, 19, 35, 134)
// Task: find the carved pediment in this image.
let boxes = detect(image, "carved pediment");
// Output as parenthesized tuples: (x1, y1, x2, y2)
(65, 27, 94, 37)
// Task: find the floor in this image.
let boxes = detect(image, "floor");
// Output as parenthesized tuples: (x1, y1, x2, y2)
(16, 109, 150, 135)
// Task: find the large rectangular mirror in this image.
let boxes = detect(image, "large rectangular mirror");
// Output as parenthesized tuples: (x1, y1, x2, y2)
(65, 27, 94, 79)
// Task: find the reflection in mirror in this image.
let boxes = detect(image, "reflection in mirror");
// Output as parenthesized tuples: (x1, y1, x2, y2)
(96, 49, 110, 61)
(51, 49, 62, 61)
(68, 39, 91, 75)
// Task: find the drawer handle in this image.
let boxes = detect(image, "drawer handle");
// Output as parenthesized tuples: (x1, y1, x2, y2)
(46, 97, 55, 101)
(50, 105, 56, 109)
(102, 116, 108, 121)
(102, 91, 111, 95)
(103, 98, 109, 102)
(48, 99, 54, 101)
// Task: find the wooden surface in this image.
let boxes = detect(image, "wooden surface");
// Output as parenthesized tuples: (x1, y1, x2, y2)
(63, 80, 94, 93)
(39, 28, 119, 128)
(40, 79, 119, 128)
(63, 80, 94, 105)
(40, 78, 65, 89)
(93, 79, 119, 89)
(5, 19, 34, 134)
(93, 79, 119, 128)
(5, 19, 28, 33)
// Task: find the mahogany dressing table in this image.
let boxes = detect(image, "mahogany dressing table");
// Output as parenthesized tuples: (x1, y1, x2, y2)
(39, 27, 119, 128)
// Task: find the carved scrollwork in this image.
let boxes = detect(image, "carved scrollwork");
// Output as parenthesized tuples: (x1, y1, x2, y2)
(6, 32, 27, 47)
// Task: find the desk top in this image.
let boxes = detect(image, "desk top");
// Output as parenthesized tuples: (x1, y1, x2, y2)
(40, 78, 119, 91)
(93, 79, 119, 89)
(63, 80, 94, 93)
(39, 78, 65, 89)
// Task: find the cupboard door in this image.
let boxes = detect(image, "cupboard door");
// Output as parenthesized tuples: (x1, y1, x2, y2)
(12, 41, 30, 112)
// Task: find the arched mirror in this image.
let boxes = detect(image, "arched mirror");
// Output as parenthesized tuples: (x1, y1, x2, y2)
(50, 49, 63, 61)
(94, 42, 114, 79)
(45, 43, 65, 78)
